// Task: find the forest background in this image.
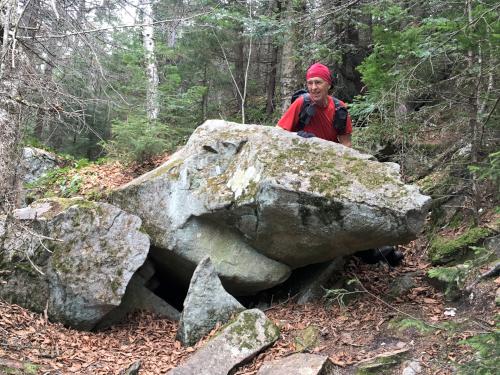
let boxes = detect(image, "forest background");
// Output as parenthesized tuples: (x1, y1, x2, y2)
(0, 1, 498, 373)
(0, 0, 498, 214)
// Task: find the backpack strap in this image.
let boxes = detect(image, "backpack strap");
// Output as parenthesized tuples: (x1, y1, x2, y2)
(332, 96, 348, 135)
(297, 93, 316, 131)
(296, 94, 349, 135)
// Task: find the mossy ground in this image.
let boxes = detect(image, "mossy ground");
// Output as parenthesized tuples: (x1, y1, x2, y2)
(429, 227, 493, 265)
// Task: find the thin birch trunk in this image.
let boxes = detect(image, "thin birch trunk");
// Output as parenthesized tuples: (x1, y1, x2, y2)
(141, 0, 159, 122)
(279, 0, 301, 113)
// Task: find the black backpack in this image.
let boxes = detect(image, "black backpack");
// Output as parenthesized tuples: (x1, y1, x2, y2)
(291, 89, 348, 134)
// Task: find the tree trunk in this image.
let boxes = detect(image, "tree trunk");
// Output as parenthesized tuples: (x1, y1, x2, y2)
(266, 0, 281, 116)
(0, 87, 22, 211)
(202, 64, 209, 121)
(466, 0, 481, 224)
(279, 0, 302, 113)
(234, 37, 245, 112)
(0, 0, 22, 211)
(141, 0, 159, 122)
(266, 45, 279, 115)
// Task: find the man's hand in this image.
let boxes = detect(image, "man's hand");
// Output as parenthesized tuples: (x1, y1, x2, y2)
(338, 134, 352, 147)
(297, 130, 315, 138)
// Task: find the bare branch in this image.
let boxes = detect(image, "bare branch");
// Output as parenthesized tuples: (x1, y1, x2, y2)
(17, 10, 214, 40)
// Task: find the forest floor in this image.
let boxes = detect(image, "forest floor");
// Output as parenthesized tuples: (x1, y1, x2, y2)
(2, 156, 498, 375)
(1, 237, 498, 374)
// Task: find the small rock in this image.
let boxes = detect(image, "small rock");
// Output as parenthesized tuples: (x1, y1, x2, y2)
(294, 325, 320, 352)
(388, 274, 416, 299)
(402, 360, 422, 375)
(356, 348, 409, 373)
(21, 147, 59, 184)
(120, 360, 141, 375)
(257, 353, 336, 375)
(444, 307, 457, 317)
(167, 309, 280, 375)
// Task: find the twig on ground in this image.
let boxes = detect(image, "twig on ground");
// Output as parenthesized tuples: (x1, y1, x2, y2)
(264, 293, 300, 312)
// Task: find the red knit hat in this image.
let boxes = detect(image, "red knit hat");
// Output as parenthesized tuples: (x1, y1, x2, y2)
(306, 63, 332, 85)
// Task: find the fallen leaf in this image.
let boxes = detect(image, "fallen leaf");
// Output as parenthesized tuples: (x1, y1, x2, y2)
(423, 298, 439, 304)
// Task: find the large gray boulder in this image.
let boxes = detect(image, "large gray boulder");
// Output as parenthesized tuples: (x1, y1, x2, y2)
(177, 257, 245, 346)
(111, 120, 431, 295)
(0, 198, 150, 330)
(167, 309, 280, 375)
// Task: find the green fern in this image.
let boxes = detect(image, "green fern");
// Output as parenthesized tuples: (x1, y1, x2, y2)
(427, 266, 467, 284)
(388, 318, 435, 334)
(323, 280, 364, 308)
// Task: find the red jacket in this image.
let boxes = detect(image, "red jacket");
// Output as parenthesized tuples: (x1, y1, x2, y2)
(278, 96, 352, 142)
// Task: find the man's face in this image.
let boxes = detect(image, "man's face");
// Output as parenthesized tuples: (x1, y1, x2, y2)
(306, 77, 330, 105)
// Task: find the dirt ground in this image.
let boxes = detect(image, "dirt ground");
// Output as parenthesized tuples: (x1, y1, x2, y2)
(1, 237, 498, 375)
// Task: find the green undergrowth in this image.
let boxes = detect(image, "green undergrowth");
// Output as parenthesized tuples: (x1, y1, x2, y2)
(388, 317, 436, 335)
(427, 265, 468, 301)
(0, 362, 40, 374)
(427, 246, 495, 300)
(25, 157, 106, 202)
(458, 318, 499, 375)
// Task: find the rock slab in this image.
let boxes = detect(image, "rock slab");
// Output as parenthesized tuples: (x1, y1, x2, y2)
(257, 353, 336, 375)
(177, 256, 245, 346)
(167, 309, 280, 375)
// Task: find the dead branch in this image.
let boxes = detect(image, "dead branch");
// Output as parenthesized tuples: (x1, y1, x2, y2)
(17, 10, 214, 40)
(466, 262, 500, 292)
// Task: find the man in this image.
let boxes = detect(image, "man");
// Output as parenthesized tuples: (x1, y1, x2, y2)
(277, 63, 352, 147)
(277, 63, 404, 266)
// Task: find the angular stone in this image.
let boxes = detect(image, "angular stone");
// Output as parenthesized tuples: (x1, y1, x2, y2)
(111, 120, 431, 295)
(387, 274, 417, 299)
(177, 257, 245, 346)
(120, 360, 141, 375)
(257, 353, 336, 375)
(402, 360, 422, 375)
(0, 197, 150, 330)
(167, 309, 280, 375)
(21, 147, 59, 184)
(294, 325, 320, 352)
(356, 348, 409, 373)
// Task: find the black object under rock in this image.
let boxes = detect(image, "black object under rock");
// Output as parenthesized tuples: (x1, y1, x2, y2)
(355, 246, 404, 267)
